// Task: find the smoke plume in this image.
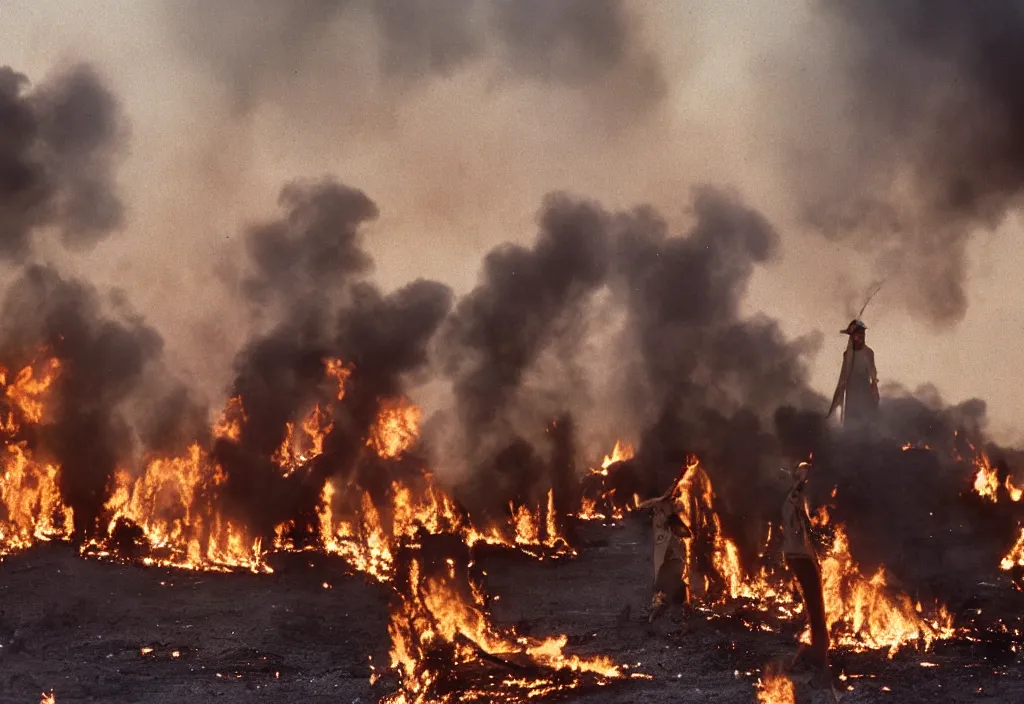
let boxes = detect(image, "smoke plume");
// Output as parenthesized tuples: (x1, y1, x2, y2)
(0, 265, 166, 539)
(794, 0, 1024, 325)
(0, 63, 125, 259)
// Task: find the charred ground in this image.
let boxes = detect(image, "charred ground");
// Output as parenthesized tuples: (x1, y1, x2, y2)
(1, 517, 1022, 704)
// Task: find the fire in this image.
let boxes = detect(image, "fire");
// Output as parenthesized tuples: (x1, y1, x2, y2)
(973, 452, 1001, 502)
(272, 404, 334, 473)
(5, 356, 61, 424)
(100, 444, 271, 573)
(0, 443, 74, 553)
(0, 348, 973, 698)
(577, 440, 638, 521)
(664, 457, 781, 604)
(578, 449, 955, 658)
(0, 357, 75, 554)
(1006, 475, 1024, 503)
(324, 357, 351, 400)
(816, 520, 955, 656)
(213, 395, 245, 442)
(755, 668, 794, 704)
(600, 440, 634, 471)
(40, 691, 55, 704)
(381, 549, 637, 704)
(368, 398, 422, 459)
(1000, 527, 1024, 572)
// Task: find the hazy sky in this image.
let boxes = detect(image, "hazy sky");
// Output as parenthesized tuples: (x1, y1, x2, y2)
(2, 0, 1022, 444)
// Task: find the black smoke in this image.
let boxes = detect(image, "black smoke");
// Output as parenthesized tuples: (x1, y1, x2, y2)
(0, 63, 125, 259)
(0, 63, 143, 539)
(602, 188, 825, 549)
(439, 193, 610, 524)
(0, 265, 166, 539)
(213, 178, 453, 539)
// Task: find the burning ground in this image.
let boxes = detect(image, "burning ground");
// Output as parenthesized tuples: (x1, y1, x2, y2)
(2, 60, 1024, 703)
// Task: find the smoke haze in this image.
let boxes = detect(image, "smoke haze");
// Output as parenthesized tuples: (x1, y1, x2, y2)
(0, 1, 1023, 590)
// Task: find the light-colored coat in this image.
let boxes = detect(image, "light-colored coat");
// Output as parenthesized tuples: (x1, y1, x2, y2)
(781, 473, 816, 560)
(828, 339, 878, 423)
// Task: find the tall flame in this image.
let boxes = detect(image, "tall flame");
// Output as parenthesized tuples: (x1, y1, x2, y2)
(816, 519, 956, 656)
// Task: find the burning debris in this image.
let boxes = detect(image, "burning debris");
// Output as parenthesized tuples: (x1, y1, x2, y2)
(378, 533, 641, 704)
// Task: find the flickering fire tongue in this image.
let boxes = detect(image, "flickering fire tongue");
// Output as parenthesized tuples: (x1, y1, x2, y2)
(584, 450, 959, 657)
(0, 347, 1015, 701)
(378, 534, 642, 704)
(0, 352, 630, 701)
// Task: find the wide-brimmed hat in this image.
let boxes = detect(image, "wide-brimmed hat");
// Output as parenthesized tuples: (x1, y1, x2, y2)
(840, 319, 867, 335)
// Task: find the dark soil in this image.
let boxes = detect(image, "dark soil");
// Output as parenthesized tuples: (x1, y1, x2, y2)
(0, 518, 1021, 704)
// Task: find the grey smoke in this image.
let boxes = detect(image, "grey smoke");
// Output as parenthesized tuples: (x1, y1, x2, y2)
(796, 0, 1024, 325)
(167, 0, 665, 116)
(0, 63, 125, 259)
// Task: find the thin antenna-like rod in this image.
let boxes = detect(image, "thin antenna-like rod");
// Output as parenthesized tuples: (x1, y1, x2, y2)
(857, 278, 888, 319)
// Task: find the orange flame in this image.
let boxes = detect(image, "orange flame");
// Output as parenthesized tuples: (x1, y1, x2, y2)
(5, 357, 61, 424)
(815, 517, 956, 656)
(213, 395, 245, 442)
(381, 555, 637, 703)
(756, 668, 794, 704)
(1000, 527, 1024, 572)
(368, 398, 422, 459)
(324, 357, 351, 400)
(600, 440, 634, 471)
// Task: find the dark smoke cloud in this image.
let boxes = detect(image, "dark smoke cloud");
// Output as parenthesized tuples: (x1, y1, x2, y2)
(0, 63, 125, 259)
(593, 187, 826, 551)
(168, 0, 665, 116)
(0, 265, 165, 539)
(442, 193, 610, 446)
(242, 178, 378, 313)
(800, 1, 1024, 324)
(214, 178, 453, 538)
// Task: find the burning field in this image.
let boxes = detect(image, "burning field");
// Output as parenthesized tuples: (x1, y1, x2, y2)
(1, 350, 1024, 703)
(3, 48, 1024, 704)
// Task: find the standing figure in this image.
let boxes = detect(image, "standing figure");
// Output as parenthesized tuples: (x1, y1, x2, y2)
(782, 462, 829, 675)
(639, 490, 690, 622)
(827, 319, 879, 428)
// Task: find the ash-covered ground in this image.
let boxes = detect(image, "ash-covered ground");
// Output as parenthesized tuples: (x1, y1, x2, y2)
(1, 518, 1021, 704)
